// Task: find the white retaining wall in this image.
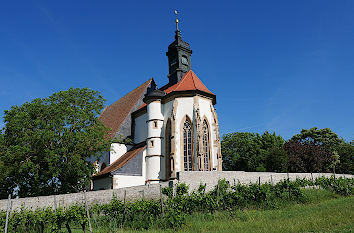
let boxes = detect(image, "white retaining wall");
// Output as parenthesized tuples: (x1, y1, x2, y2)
(0, 182, 170, 211)
(177, 171, 353, 192)
(0, 171, 352, 211)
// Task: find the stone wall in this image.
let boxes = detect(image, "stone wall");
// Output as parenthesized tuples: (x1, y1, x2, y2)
(1, 171, 352, 211)
(0, 182, 170, 211)
(177, 171, 353, 192)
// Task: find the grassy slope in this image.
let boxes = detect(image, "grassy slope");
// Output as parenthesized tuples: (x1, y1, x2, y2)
(122, 190, 354, 233)
(177, 196, 354, 233)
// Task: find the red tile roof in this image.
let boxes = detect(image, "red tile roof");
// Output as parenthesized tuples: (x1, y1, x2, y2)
(93, 142, 146, 178)
(161, 70, 214, 95)
(137, 70, 214, 110)
(99, 79, 153, 139)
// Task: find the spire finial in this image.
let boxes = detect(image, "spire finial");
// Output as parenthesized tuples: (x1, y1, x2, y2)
(174, 10, 179, 31)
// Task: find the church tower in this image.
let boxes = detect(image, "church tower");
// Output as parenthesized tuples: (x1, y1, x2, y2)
(166, 11, 192, 85)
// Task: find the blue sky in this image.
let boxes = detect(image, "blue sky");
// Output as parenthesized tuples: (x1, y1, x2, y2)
(1, 0, 353, 141)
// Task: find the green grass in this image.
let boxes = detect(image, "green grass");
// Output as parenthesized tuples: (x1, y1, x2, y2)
(114, 190, 354, 233)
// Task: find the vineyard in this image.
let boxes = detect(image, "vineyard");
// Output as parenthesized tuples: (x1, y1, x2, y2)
(0, 176, 353, 232)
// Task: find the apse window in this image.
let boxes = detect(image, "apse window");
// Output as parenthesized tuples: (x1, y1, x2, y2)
(153, 120, 158, 129)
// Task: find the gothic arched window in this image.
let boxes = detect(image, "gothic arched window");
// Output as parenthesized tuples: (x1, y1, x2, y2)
(202, 120, 210, 170)
(183, 118, 193, 171)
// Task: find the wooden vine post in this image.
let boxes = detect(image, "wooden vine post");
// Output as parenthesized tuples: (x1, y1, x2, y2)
(54, 195, 57, 212)
(4, 194, 11, 233)
(84, 191, 93, 233)
(122, 190, 127, 226)
(258, 177, 261, 188)
(287, 173, 291, 198)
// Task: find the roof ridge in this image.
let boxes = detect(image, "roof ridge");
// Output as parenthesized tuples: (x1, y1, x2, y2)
(190, 71, 197, 90)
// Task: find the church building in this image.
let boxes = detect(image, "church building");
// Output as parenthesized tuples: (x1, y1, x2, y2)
(92, 17, 222, 190)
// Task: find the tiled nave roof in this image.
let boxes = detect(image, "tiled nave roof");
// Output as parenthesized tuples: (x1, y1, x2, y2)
(99, 79, 153, 139)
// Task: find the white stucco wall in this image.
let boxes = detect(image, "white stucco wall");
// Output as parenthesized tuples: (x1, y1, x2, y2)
(174, 97, 194, 172)
(110, 143, 130, 164)
(113, 175, 145, 189)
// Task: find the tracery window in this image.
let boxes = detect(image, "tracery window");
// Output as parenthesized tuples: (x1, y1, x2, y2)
(202, 120, 210, 170)
(183, 119, 193, 171)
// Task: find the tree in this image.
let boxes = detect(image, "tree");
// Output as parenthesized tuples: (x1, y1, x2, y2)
(260, 131, 287, 172)
(265, 146, 288, 173)
(284, 140, 334, 173)
(221, 131, 286, 172)
(335, 141, 354, 174)
(0, 88, 111, 198)
(221, 132, 262, 171)
(291, 127, 343, 151)
(289, 127, 353, 173)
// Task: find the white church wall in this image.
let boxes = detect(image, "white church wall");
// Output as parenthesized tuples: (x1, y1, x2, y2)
(110, 143, 130, 165)
(142, 149, 147, 181)
(134, 113, 147, 143)
(174, 97, 195, 173)
(113, 175, 145, 189)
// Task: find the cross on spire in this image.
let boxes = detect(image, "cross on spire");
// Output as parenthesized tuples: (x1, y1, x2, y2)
(174, 10, 179, 31)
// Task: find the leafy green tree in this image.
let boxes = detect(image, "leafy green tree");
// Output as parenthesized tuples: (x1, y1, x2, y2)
(221, 132, 261, 171)
(291, 127, 343, 151)
(264, 146, 288, 172)
(260, 131, 287, 172)
(335, 141, 354, 174)
(221, 131, 286, 172)
(0, 88, 111, 198)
